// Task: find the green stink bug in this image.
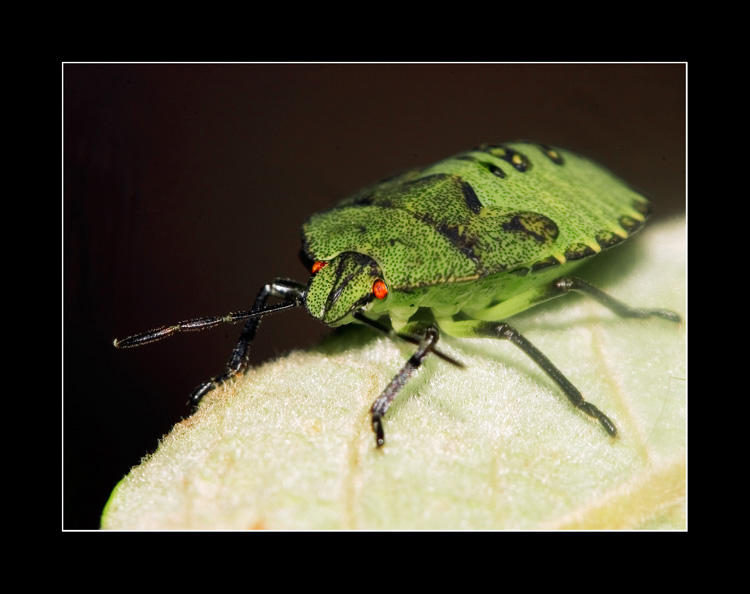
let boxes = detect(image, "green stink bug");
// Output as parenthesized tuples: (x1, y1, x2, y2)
(115, 141, 680, 448)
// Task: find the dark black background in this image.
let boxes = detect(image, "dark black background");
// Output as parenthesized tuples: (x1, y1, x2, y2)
(63, 63, 686, 529)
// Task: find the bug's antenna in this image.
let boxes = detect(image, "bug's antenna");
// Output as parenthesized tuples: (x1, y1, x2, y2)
(352, 311, 465, 368)
(114, 299, 302, 349)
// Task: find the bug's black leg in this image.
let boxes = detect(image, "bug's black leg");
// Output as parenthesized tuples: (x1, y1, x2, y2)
(551, 277, 681, 323)
(188, 279, 306, 405)
(370, 326, 439, 448)
(352, 312, 464, 368)
(115, 279, 306, 405)
(113, 299, 301, 349)
(439, 318, 617, 437)
(487, 322, 618, 436)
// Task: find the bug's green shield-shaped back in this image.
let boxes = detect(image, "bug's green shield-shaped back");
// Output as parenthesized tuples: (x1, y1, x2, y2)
(302, 143, 651, 297)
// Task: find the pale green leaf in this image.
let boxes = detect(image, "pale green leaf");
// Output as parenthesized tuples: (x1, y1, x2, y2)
(102, 215, 686, 530)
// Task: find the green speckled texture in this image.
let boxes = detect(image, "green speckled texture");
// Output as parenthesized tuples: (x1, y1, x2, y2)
(303, 142, 651, 329)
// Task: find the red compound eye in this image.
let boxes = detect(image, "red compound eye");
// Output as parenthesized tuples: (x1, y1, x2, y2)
(372, 279, 388, 300)
(311, 261, 328, 274)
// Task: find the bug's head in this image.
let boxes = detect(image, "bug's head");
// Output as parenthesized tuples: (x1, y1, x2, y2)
(304, 252, 389, 326)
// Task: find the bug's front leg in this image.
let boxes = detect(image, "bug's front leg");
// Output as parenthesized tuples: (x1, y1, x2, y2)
(371, 326, 439, 448)
(189, 279, 306, 405)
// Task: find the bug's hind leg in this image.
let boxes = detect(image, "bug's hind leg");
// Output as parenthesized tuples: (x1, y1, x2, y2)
(550, 277, 681, 323)
(439, 318, 617, 437)
(370, 326, 439, 448)
(189, 279, 306, 405)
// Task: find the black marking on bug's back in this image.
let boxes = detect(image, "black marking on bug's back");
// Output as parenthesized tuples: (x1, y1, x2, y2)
(488, 163, 506, 178)
(502, 212, 559, 244)
(537, 143, 564, 165)
(478, 144, 531, 172)
(595, 230, 625, 250)
(500, 147, 530, 172)
(456, 153, 506, 179)
(530, 256, 561, 272)
(418, 211, 482, 267)
(477, 159, 507, 178)
(564, 243, 596, 261)
(437, 222, 481, 265)
(461, 180, 482, 214)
